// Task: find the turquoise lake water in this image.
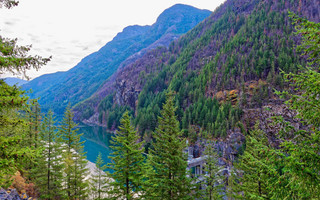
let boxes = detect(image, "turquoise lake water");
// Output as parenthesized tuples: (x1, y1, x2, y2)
(78, 124, 114, 171)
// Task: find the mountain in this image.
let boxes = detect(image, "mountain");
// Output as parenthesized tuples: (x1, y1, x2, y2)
(22, 4, 211, 114)
(2, 77, 28, 86)
(73, 0, 320, 136)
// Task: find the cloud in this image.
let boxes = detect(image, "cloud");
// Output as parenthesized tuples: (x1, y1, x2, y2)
(5, 21, 14, 26)
(1, 0, 225, 79)
(30, 35, 41, 44)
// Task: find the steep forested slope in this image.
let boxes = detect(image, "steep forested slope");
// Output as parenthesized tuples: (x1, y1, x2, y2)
(75, 0, 320, 138)
(23, 4, 211, 114)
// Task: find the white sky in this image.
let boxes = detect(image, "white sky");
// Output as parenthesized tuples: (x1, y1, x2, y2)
(0, 0, 225, 79)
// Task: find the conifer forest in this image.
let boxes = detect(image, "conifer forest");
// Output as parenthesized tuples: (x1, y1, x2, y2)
(1, 0, 320, 199)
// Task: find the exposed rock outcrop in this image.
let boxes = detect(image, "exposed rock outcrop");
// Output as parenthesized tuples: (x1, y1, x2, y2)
(114, 80, 140, 109)
(0, 188, 34, 200)
(189, 130, 246, 167)
(242, 102, 302, 148)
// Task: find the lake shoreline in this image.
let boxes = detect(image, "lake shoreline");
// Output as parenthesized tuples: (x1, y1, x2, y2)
(77, 121, 116, 134)
(78, 124, 114, 172)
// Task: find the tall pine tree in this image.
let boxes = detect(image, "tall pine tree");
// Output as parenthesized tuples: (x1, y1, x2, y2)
(33, 110, 64, 199)
(59, 105, 89, 199)
(24, 100, 42, 178)
(0, 0, 49, 188)
(202, 142, 223, 200)
(229, 123, 274, 200)
(144, 91, 193, 200)
(268, 13, 320, 199)
(72, 136, 89, 199)
(90, 152, 109, 200)
(108, 111, 145, 200)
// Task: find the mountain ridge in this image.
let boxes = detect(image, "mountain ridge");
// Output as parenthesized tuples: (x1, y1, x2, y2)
(73, 0, 320, 135)
(23, 4, 211, 114)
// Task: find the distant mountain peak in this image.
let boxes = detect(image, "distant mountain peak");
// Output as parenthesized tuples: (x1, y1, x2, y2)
(155, 4, 211, 25)
(23, 4, 211, 115)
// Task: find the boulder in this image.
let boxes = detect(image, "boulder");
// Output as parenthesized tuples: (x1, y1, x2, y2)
(0, 188, 10, 200)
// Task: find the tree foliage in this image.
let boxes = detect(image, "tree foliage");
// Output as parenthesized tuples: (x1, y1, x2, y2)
(108, 111, 145, 200)
(271, 13, 320, 199)
(144, 91, 193, 200)
(289, 12, 320, 65)
(32, 110, 64, 199)
(59, 106, 89, 199)
(0, 0, 50, 79)
(0, 0, 18, 9)
(0, 0, 49, 188)
(202, 142, 223, 200)
(230, 124, 274, 199)
(230, 14, 320, 200)
(90, 152, 109, 200)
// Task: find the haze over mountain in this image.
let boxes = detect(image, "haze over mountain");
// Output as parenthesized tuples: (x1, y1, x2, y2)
(1, 77, 28, 86)
(22, 4, 211, 114)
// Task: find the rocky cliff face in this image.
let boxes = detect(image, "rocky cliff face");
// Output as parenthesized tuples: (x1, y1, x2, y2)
(113, 47, 171, 109)
(242, 102, 303, 148)
(188, 101, 300, 187)
(114, 80, 140, 109)
(192, 130, 246, 166)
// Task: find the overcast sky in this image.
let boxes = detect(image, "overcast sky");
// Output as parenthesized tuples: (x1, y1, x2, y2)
(0, 0, 225, 79)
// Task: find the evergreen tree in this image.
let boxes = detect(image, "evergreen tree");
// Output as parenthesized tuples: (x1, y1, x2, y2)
(29, 100, 41, 148)
(0, 91, 31, 187)
(73, 137, 89, 199)
(202, 142, 223, 200)
(90, 152, 109, 200)
(228, 13, 320, 199)
(0, 0, 49, 187)
(26, 100, 37, 147)
(229, 124, 274, 200)
(144, 91, 193, 200)
(108, 111, 145, 200)
(267, 14, 320, 199)
(59, 106, 89, 199)
(24, 100, 42, 174)
(33, 110, 64, 199)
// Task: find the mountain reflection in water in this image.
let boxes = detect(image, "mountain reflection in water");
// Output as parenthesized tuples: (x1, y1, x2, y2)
(78, 124, 113, 172)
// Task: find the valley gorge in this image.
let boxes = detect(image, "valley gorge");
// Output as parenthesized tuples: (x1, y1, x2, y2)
(2, 0, 320, 199)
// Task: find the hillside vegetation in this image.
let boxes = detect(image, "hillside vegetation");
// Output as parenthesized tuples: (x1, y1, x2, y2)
(76, 0, 319, 139)
(1, 0, 320, 199)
